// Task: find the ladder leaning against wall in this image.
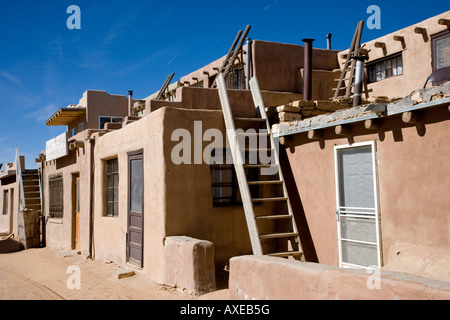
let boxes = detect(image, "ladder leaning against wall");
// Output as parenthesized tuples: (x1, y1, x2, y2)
(216, 74, 304, 260)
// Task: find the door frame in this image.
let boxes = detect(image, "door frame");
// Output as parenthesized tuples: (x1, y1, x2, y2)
(334, 141, 382, 269)
(126, 149, 144, 268)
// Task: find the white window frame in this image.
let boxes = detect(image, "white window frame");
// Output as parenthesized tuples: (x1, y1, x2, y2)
(334, 141, 382, 270)
(98, 116, 124, 129)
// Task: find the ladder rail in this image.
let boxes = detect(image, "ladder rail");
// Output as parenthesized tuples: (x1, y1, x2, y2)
(217, 74, 263, 255)
(249, 77, 304, 258)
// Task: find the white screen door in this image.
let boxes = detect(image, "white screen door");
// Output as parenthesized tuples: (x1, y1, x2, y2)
(334, 141, 381, 269)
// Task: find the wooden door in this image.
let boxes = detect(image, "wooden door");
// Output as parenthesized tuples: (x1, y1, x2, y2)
(127, 151, 144, 267)
(75, 177, 81, 251)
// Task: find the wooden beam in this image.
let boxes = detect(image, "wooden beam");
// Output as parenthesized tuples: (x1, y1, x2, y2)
(335, 125, 352, 136)
(308, 130, 323, 140)
(438, 19, 450, 27)
(402, 111, 420, 124)
(414, 27, 426, 35)
(364, 119, 381, 130)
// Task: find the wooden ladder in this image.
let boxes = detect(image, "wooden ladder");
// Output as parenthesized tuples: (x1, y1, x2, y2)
(212, 25, 251, 88)
(333, 20, 369, 101)
(217, 74, 304, 260)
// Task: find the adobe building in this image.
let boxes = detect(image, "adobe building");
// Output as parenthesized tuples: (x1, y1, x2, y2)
(35, 11, 450, 298)
(0, 153, 42, 250)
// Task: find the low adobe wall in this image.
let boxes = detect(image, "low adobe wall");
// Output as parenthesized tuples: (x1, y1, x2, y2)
(163, 236, 216, 295)
(229, 255, 450, 300)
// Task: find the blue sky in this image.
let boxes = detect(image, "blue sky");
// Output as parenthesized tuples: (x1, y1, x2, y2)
(0, 0, 448, 168)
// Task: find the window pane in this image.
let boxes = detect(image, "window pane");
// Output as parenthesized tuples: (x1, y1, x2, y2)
(130, 159, 143, 213)
(435, 35, 450, 69)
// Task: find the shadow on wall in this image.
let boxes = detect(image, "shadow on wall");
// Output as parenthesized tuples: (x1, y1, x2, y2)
(278, 147, 318, 263)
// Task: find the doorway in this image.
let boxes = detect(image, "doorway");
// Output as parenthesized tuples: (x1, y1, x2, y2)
(127, 150, 144, 268)
(334, 142, 382, 269)
(72, 174, 81, 251)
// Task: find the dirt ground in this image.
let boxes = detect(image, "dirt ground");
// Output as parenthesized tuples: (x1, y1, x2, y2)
(0, 238, 229, 300)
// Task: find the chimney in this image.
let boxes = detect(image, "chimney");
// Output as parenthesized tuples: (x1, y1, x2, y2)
(128, 90, 133, 116)
(352, 56, 369, 108)
(302, 38, 315, 101)
(326, 33, 332, 50)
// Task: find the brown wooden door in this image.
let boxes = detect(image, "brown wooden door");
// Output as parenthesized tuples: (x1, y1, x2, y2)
(75, 177, 81, 251)
(127, 151, 144, 267)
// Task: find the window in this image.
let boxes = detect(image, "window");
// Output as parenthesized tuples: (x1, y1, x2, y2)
(69, 127, 77, 137)
(2, 190, 8, 215)
(49, 176, 63, 218)
(225, 63, 246, 89)
(367, 53, 403, 84)
(432, 29, 450, 71)
(106, 158, 119, 217)
(209, 148, 259, 206)
(99, 116, 123, 129)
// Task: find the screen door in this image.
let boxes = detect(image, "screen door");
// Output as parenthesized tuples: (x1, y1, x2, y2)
(334, 142, 381, 268)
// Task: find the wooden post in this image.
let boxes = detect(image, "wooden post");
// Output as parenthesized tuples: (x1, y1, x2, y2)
(335, 125, 352, 136)
(365, 119, 381, 130)
(308, 130, 323, 140)
(402, 111, 420, 124)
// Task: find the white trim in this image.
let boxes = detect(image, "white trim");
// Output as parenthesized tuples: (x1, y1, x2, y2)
(334, 141, 382, 269)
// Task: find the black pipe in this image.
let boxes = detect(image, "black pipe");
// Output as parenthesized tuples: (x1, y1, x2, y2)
(326, 33, 332, 50)
(302, 38, 315, 101)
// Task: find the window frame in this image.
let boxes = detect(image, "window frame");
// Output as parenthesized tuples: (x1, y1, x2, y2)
(431, 29, 450, 71)
(105, 158, 119, 217)
(366, 52, 403, 84)
(98, 116, 124, 129)
(49, 175, 64, 219)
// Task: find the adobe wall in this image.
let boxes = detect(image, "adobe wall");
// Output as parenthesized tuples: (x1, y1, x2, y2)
(338, 11, 450, 98)
(92, 110, 167, 282)
(0, 156, 28, 237)
(252, 40, 340, 94)
(229, 255, 450, 300)
(43, 132, 91, 254)
(0, 179, 19, 237)
(282, 105, 450, 282)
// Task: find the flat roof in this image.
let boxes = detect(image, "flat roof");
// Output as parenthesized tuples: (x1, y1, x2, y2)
(46, 107, 86, 126)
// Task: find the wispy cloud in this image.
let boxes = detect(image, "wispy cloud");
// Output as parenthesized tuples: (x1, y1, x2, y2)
(0, 70, 37, 98)
(23, 103, 58, 123)
(263, 0, 280, 10)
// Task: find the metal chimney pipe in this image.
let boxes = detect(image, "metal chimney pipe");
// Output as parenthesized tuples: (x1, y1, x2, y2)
(352, 56, 369, 107)
(302, 38, 315, 101)
(246, 38, 252, 90)
(128, 90, 133, 116)
(326, 33, 332, 50)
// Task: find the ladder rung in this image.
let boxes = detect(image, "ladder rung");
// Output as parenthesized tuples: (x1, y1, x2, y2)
(236, 132, 270, 136)
(256, 214, 292, 220)
(233, 117, 266, 122)
(247, 180, 283, 185)
(242, 148, 273, 152)
(244, 164, 278, 168)
(267, 251, 303, 258)
(259, 232, 298, 239)
(252, 197, 287, 202)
